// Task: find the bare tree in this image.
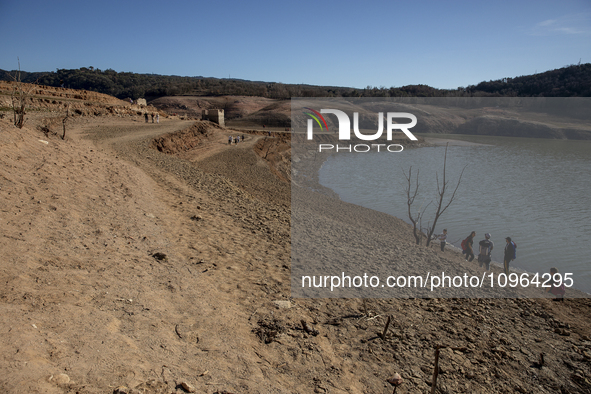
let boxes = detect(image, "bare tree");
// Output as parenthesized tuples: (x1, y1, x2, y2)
(403, 167, 431, 245)
(403, 143, 465, 247)
(425, 143, 466, 246)
(9, 58, 37, 129)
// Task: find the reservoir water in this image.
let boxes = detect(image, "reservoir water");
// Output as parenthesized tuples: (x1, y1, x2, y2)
(318, 134, 591, 294)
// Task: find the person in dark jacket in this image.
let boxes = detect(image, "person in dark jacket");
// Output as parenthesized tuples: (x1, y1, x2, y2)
(478, 233, 494, 271)
(464, 231, 476, 262)
(503, 237, 516, 275)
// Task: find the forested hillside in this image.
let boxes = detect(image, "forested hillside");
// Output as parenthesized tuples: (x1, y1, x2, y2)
(1, 63, 589, 99)
(466, 63, 591, 97)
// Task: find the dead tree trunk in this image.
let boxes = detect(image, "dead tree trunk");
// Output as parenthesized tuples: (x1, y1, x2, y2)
(403, 167, 422, 245)
(431, 345, 467, 394)
(425, 143, 466, 246)
(62, 105, 70, 140)
(9, 58, 37, 129)
(431, 346, 441, 394)
(403, 167, 431, 245)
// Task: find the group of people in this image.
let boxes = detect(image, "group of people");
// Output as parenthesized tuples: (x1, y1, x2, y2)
(436, 229, 565, 299)
(228, 135, 246, 144)
(455, 231, 516, 275)
(437, 230, 515, 274)
(144, 112, 159, 123)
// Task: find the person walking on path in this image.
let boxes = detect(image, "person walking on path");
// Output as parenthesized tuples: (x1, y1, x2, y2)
(437, 229, 448, 252)
(156, 113, 159, 124)
(503, 237, 516, 275)
(144, 113, 149, 123)
(478, 233, 494, 271)
(463, 231, 476, 262)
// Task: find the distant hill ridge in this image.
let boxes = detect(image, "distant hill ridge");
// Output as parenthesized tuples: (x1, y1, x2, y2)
(1, 63, 589, 99)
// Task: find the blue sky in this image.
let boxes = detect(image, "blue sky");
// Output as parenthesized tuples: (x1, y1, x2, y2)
(1, 0, 590, 89)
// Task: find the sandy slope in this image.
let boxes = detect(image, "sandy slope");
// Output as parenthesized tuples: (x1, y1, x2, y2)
(1, 103, 591, 394)
(0, 115, 292, 393)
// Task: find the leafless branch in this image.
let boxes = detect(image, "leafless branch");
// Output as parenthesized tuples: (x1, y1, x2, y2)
(403, 166, 424, 245)
(9, 58, 38, 129)
(425, 143, 466, 246)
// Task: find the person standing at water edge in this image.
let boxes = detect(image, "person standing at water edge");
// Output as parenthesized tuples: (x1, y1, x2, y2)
(478, 233, 494, 271)
(437, 229, 448, 252)
(463, 231, 476, 262)
(504, 237, 516, 275)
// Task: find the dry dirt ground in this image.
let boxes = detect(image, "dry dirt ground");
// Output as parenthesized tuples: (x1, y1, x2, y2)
(1, 87, 591, 394)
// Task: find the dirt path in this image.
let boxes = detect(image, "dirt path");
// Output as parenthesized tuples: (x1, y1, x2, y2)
(0, 116, 295, 394)
(1, 113, 591, 394)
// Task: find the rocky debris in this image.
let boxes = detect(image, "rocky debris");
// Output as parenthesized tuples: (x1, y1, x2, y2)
(152, 252, 167, 261)
(387, 373, 404, 393)
(131, 380, 168, 394)
(272, 300, 292, 309)
(177, 381, 196, 393)
(301, 320, 319, 336)
(174, 322, 200, 344)
(531, 353, 545, 368)
(253, 318, 284, 344)
(555, 327, 571, 336)
(49, 373, 70, 384)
